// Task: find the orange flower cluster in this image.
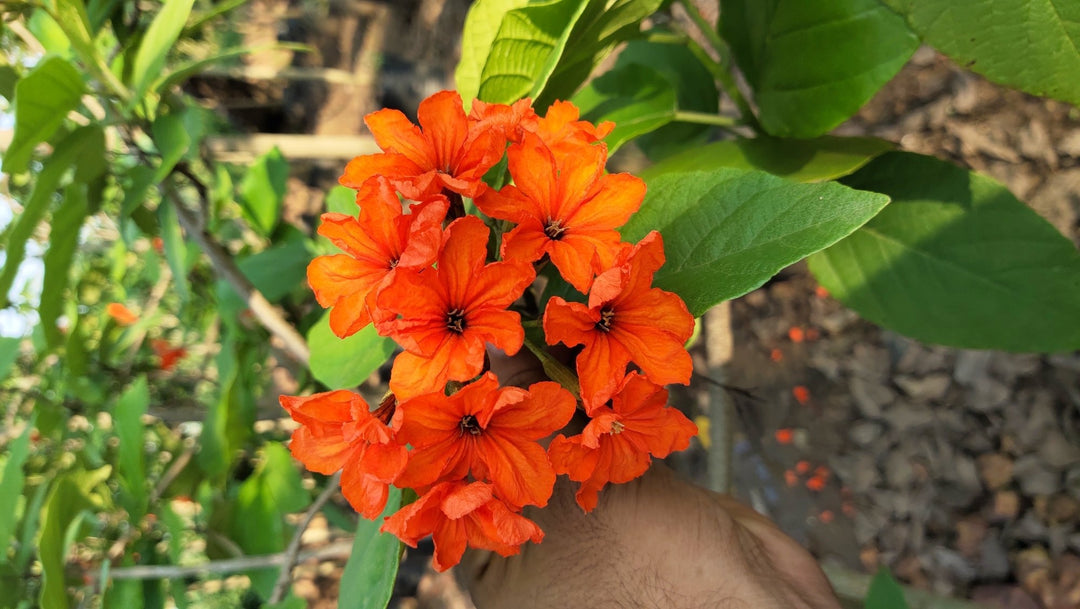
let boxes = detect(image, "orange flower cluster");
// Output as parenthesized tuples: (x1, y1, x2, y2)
(281, 91, 697, 570)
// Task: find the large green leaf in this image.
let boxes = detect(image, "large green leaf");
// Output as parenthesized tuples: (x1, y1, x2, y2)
(197, 331, 255, 477)
(239, 147, 289, 237)
(229, 444, 309, 599)
(720, 0, 918, 137)
(0, 125, 104, 309)
(621, 167, 889, 315)
(39, 467, 112, 609)
(808, 151, 1080, 352)
(571, 62, 677, 154)
(307, 312, 395, 390)
(338, 486, 403, 609)
(129, 0, 197, 102)
(114, 376, 150, 518)
(216, 234, 311, 320)
(0, 421, 34, 563)
(2, 57, 84, 174)
(40, 184, 89, 348)
(640, 136, 893, 183)
(455, 0, 531, 106)
(151, 108, 193, 182)
(865, 567, 910, 609)
(0, 338, 20, 382)
(882, 0, 1080, 105)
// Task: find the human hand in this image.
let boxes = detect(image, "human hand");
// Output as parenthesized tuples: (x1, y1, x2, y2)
(458, 351, 843, 609)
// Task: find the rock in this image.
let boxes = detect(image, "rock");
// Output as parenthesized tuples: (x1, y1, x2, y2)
(1014, 455, 1062, 496)
(884, 452, 916, 488)
(884, 402, 936, 433)
(1065, 465, 1080, 500)
(850, 376, 893, 418)
(928, 546, 978, 584)
(1039, 431, 1080, 470)
(955, 516, 987, 558)
(981, 536, 1012, 580)
(895, 373, 952, 401)
(1010, 511, 1050, 543)
(955, 350, 993, 386)
(970, 585, 1041, 609)
(990, 490, 1021, 522)
(1012, 391, 1056, 450)
(849, 420, 885, 446)
(854, 508, 888, 545)
(849, 344, 891, 381)
(969, 379, 1011, 412)
(978, 453, 1015, 490)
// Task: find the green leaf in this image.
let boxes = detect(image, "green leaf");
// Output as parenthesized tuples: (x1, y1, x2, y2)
(613, 37, 719, 161)
(325, 185, 358, 216)
(0, 420, 34, 563)
(338, 486, 403, 609)
(0, 64, 19, 102)
(476, 0, 590, 105)
(720, 0, 918, 137)
(308, 312, 395, 390)
(114, 376, 150, 518)
(229, 444, 308, 598)
(50, 0, 99, 66)
(621, 167, 889, 315)
(40, 184, 89, 348)
(881, 0, 1080, 105)
(151, 109, 192, 182)
(39, 467, 112, 609)
(641, 136, 893, 183)
(27, 9, 72, 57)
(153, 43, 309, 93)
(456, 0, 532, 106)
(0, 125, 104, 309)
(130, 0, 197, 102)
(156, 202, 191, 301)
(0, 338, 20, 382)
(2, 57, 84, 175)
(239, 147, 289, 236)
(808, 151, 1080, 352)
(197, 331, 254, 477)
(865, 567, 909, 609)
(571, 62, 677, 154)
(216, 236, 311, 319)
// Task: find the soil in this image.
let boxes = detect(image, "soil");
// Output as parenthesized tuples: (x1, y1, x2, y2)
(193, 2, 1080, 607)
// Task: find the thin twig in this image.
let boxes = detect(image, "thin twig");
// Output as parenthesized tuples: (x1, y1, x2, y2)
(267, 471, 343, 604)
(99, 540, 355, 581)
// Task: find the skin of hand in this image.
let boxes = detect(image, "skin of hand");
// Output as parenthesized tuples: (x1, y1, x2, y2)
(458, 350, 843, 609)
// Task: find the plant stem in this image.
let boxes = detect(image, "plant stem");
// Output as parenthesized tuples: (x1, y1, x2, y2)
(676, 0, 759, 130)
(98, 540, 355, 581)
(673, 111, 740, 128)
(522, 336, 580, 398)
(267, 471, 342, 604)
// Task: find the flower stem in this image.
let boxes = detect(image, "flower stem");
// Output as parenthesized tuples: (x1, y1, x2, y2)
(673, 111, 740, 128)
(523, 336, 580, 399)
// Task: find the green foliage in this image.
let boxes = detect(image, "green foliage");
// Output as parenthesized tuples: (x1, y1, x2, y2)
(239, 147, 289, 237)
(882, 0, 1080, 105)
(2, 56, 84, 175)
(622, 168, 890, 316)
(307, 313, 396, 390)
(39, 468, 112, 609)
(129, 0, 197, 103)
(40, 185, 88, 348)
(338, 487, 404, 609)
(721, 0, 918, 137)
(865, 567, 910, 609)
(114, 377, 150, 518)
(808, 152, 1080, 352)
(572, 62, 677, 154)
(456, 0, 531, 106)
(0, 422, 34, 563)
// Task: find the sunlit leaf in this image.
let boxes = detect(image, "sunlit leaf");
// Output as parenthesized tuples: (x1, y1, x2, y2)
(2, 57, 84, 175)
(130, 0, 197, 102)
(338, 486, 403, 609)
(572, 62, 677, 154)
(39, 467, 112, 609)
(40, 184, 88, 348)
(455, 0, 531, 107)
(240, 147, 289, 237)
(307, 312, 395, 390)
(114, 377, 150, 519)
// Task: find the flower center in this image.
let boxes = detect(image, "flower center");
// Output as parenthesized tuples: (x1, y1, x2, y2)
(610, 420, 625, 435)
(446, 308, 467, 333)
(595, 308, 615, 333)
(459, 414, 482, 436)
(544, 219, 568, 240)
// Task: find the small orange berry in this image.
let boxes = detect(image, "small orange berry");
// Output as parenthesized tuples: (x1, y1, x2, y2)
(818, 510, 835, 524)
(792, 385, 810, 405)
(784, 470, 798, 487)
(788, 326, 805, 343)
(770, 348, 784, 363)
(795, 460, 811, 475)
(774, 428, 794, 445)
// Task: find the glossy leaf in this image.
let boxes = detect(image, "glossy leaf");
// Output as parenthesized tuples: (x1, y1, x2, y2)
(720, 0, 918, 137)
(216, 236, 311, 319)
(307, 312, 395, 390)
(2, 56, 84, 174)
(455, 0, 531, 106)
(866, 567, 910, 609)
(40, 184, 88, 348)
(50, 0, 99, 65)
(239, 147, 289, 236)
(0, 421, 34, 562)
(882, 0, 1080, 105)
(572, 62, 676, 154)
(621, 167, 889, 315)
(338, 486, 403, 609)
(130, 0, 197, 102)
(0, 126, 104, 309)
(39, 467, 111, 609)
(229, 443, 308, 598)
(114, 376, 150, 518)
(151, 109, 192, 182)
(640, 136, 893, 183)
(808, 152, 1080, 352)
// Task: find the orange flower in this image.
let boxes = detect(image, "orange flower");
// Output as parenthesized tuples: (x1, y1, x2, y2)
(468, 98, 537, 144)
(279, 391, 407, 519)
(528, 100, 613, 154)
(547, 372, 697, 512)
(381, 480, 543, 572)
(543, 231, 694, 412)
(307, 177, 447, 338)
(474, 132, 643, 293)
(379, 216, 535, 398)
(107, 303, 138, 326)
(395, 372, 575, 508)
(150, 339, 186, 371)
(340, 90, 505, 200)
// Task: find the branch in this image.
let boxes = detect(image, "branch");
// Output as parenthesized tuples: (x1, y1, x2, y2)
(99, 540, 355, 581)
(267, 471, 343, 604)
